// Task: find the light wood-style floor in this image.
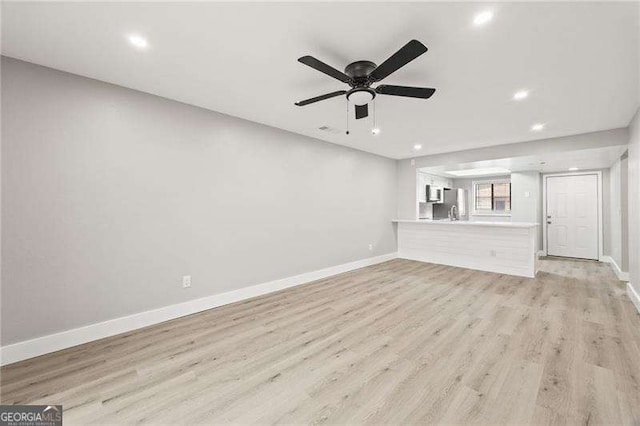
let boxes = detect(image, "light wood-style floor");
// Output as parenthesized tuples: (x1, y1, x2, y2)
(2, 258, 640, 425)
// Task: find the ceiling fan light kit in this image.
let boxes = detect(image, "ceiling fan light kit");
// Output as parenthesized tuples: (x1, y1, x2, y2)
(346, 88, 375, 106)
(295, 39, 436, 133)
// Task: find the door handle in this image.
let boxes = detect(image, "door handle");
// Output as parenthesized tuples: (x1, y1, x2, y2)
(547, 221, 552, 224)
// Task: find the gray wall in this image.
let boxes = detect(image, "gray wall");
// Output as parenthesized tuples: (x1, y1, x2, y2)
(1, 57, 398, 345)
(621, 154, 629, 271)
(602, 168, 611, 258)
(628, 108, 640, 295)
(510, 171, 543, 251)
(608, 159, 622, 265)
(607, 155, 629, 272)
(396, 160, 417, 221)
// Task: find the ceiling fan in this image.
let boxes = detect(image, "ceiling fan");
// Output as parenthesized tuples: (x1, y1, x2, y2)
(295, 40, 436, 121)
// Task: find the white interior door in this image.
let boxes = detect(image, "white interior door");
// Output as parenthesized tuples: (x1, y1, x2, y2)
(546, 174, 599, 259)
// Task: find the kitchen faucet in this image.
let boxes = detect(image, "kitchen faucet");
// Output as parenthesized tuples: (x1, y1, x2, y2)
(448, 204, 458, 221)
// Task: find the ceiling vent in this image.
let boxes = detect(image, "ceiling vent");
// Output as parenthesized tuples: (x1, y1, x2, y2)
(318, 126, 342, 134)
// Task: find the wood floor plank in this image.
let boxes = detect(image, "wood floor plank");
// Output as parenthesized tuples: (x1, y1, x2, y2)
(2, 257, 640, 425)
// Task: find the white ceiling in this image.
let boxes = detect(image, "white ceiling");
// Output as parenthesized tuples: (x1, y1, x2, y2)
(2, 2, 639, 159)
(419, 145, 628, 177)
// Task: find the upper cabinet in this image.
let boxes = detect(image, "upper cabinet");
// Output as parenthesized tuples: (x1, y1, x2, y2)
(417, 172, 453, 203)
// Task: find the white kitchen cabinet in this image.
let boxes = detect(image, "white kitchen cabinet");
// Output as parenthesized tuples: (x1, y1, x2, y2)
(417, 172, 454, 204)
(418, 173, 452, 189)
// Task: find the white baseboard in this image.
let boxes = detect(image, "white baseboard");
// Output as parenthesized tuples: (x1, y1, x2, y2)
(601, 256, 630, 282)
(627, 282, 640, 314)
(0, 252, 397, 366)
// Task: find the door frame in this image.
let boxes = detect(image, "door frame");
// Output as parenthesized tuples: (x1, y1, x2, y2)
(542, 171, 603, 260)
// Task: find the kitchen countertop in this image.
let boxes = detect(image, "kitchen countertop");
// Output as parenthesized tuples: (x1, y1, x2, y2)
(392, 219, 538, 228)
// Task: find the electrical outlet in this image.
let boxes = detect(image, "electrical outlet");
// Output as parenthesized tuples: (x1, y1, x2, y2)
(368, 244, 374, 251)
(490, 250, 497, 257)
(182, 275, 191, 288)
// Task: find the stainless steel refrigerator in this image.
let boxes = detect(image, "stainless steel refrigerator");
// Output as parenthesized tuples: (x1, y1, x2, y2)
(433, 188, 469, 220)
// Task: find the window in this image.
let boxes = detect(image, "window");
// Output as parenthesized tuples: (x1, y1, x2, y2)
(473, 180, 511, 215)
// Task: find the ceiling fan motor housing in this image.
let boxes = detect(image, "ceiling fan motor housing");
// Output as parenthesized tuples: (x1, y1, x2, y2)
(345, 61, 377, 105)
(344, 60, 377, 85)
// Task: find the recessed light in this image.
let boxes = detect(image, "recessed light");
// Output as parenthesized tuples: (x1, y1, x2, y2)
(371, 128, 380, 135)
(414, 144, 422, 150)
(513, 90, 529, 100)
(569, 167, 579, 171)
(474, 11, 494, 26)
(128, 34, 148, 49)
(531, 123, 545, 132)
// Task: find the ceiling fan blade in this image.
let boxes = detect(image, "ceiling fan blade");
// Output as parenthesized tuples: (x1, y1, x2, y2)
(298, 56, 351, 84)
(295, 90, 346, 106)
(355, 104, 369, 120)
(368, 40, 428, 82)
(375, 85, 436, 99)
